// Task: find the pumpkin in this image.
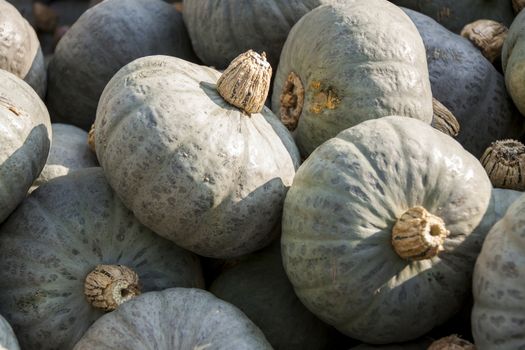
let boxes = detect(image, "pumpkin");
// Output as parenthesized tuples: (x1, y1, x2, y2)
(403, 8, 524, 158)
(46, 0, 197, 130)
(210, 241, 337, 350)
(502, 9, 525, 117)
(281, 116, 492, 343)
(472, 193, 525, 349)
(351, 338, 432, 350)
(73, 288, 272, 349)
(0, 168, 204, 350)
(0, 0, 47, 98)
(271, 1, 433, 157)
(94, 55, 300, 258)
(31, 123, 98, 191)
(0, 69, 51, 224)
(389, 0, 515, 33)
(0, 315, 19, 350)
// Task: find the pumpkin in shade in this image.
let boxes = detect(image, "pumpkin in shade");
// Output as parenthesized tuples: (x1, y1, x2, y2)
(0, 69, 51, 224)
(46, 0, 197, 130)
(0, 0, 47, 98)
(272, 0, 433, 158)
(94, 55, 300, 258)
(73, 288, 272, 349)
(0, 315, 20, 350)
(351, 338, 433, 350)
(281, 116, 492, 343)
(403, 8, 524, 158)
(472, 193, 525, 349)
(502, 9, 525, 116)
(0, 168, 204, 350)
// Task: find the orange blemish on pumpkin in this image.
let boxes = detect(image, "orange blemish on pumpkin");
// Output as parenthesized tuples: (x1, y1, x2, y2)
(309, 82, 341, 114)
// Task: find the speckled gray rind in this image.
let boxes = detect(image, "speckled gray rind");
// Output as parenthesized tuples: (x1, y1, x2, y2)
(282, 116, 492, 344)
(0, 314, 20, 350)
(472, 193, 525, 350)
(73, 288, 273, 350)
(390, 0, 514, 33)
(31, 123, 98, 191)
(0, 168, 205, 350)
(502, 9, 525, 117)
(0, 69, 51, 224)
(403, 8, 524, 158)
(46, 0, 197, 130)
(271, 1, 433, 158)
(95, 55, 300, 259)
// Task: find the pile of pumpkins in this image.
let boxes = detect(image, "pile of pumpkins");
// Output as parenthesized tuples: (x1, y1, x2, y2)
(0, 0, 524, 349)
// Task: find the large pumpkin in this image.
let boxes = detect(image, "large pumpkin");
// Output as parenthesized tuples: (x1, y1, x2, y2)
(73, 288, 272, 349)
(95, 55, 300, 258)
(502, 9, 525, 117)
(282, 116, 492, 343)
(472, 193, 525, 349)
(0, 69, 51, 224)
(46, 0, 197, 130)
(403, 8, 524, 158)
(0, 315, 19, 350)
(0, 168, 204, 350)
(271, 1, 433, 157)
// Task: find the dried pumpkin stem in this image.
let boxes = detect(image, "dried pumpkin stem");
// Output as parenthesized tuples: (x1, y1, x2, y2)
(84, 264, 140, 311)
(428, 335, 475, 350)
(279, 71, 305, 131)
(87, 123, 96, 153)
(392, 206, 449, 261)
(460, 20, 508, 63)
(431, 98, 460, 137)
(513, 0, 525, 14)
(480, 139, 525, 190)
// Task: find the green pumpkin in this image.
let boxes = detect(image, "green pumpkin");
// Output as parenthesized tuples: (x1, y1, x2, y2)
(282, 116, 492, 343)
(73, 288, 272, 349)
(502, 9, 525, 117)
(95, 55, 300, 258)
(472, 193, 525, 349)
(271, 1, 433, 157)
(0, 168, 204, 350)
(0, 314, 19, 350)
(46, 0, 197, 130)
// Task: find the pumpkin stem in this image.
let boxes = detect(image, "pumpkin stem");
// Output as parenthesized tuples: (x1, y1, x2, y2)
(513, 0, 525, 14)
(392, 206, 449, 261)
(431, 98, 460, 137)
(216, 50, 272, 114)
(88, 123, 96, 153)
(279, 71, 305, 131)
(428, 335, 475, 350)
(460, 20, 508, 63)
(84, 264, 140, 312)
(480, 139, 525, 191)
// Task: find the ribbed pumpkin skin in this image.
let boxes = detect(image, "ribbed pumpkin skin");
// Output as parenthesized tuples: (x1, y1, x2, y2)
(282, 116, 492, 343)
(0, 315, 20, 350)
(472, 194, 525, 350)
(95, 55, 300, 259)
(403, 9, 524, 158)
(0, 69, 51, 224)
(46, 0, 197, 130)
(73, 288, 272, 350)
(0, 168, 204, 350)
(271, 1, 433, 157)
(390, 0, 514, 33)
(502, 10, 525, 117)
(0, 0, 46, 98)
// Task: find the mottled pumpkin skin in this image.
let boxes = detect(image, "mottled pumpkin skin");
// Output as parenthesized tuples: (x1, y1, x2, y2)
(390, 0, 514, 33)
(502, 10, 525, 117)
(73, 288, 272, 350)
(0, 69, 51, 224)
(0, 168, 204, 350)
(0, 0, 46, 98)
(271, 1, 433, 157)
(46, 0, 197, 130)
(403, 9, 524, 158)
(282, 116, 492, 343)
(472, 194, 525, 350)
(95, 55, 300, 258)
(0, 315, 20, 350)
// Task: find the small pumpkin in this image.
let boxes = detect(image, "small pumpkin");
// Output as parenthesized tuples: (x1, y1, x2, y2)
(73, 288, 272, 349)
(95, 55, 300, 258)
(0, 168, 204, 350)
(272, 1, 433, 157)
(502, 9, 525, 116)
(0, 0, 47, 98)
(46, 0, 197, 130)
(472, 193, 525, 349)
(282, 116, 492, 343)
(0, 315, 20, 350)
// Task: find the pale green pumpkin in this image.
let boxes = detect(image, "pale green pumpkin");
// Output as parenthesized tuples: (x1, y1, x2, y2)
(502, 9, 525, 116)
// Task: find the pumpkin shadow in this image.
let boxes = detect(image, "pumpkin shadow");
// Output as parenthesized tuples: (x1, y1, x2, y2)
(199, 81, 240, 112)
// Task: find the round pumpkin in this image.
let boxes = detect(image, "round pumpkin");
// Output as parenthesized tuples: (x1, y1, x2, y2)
(95, 55, 300, 258)
(0, 0, 47, 98)
(0, 69, 51, 224)
(0, 168, 204, 350)
(502, 9, 525, 117)
(46, 0, 197, 130)
(0, 315, 20, 350)
(73, 288, 272, 349)
(271, 1, 433, 157)
(281, 116, 492, 343)
(402, 8, 524, 158)
(472, 193, 525, 349)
